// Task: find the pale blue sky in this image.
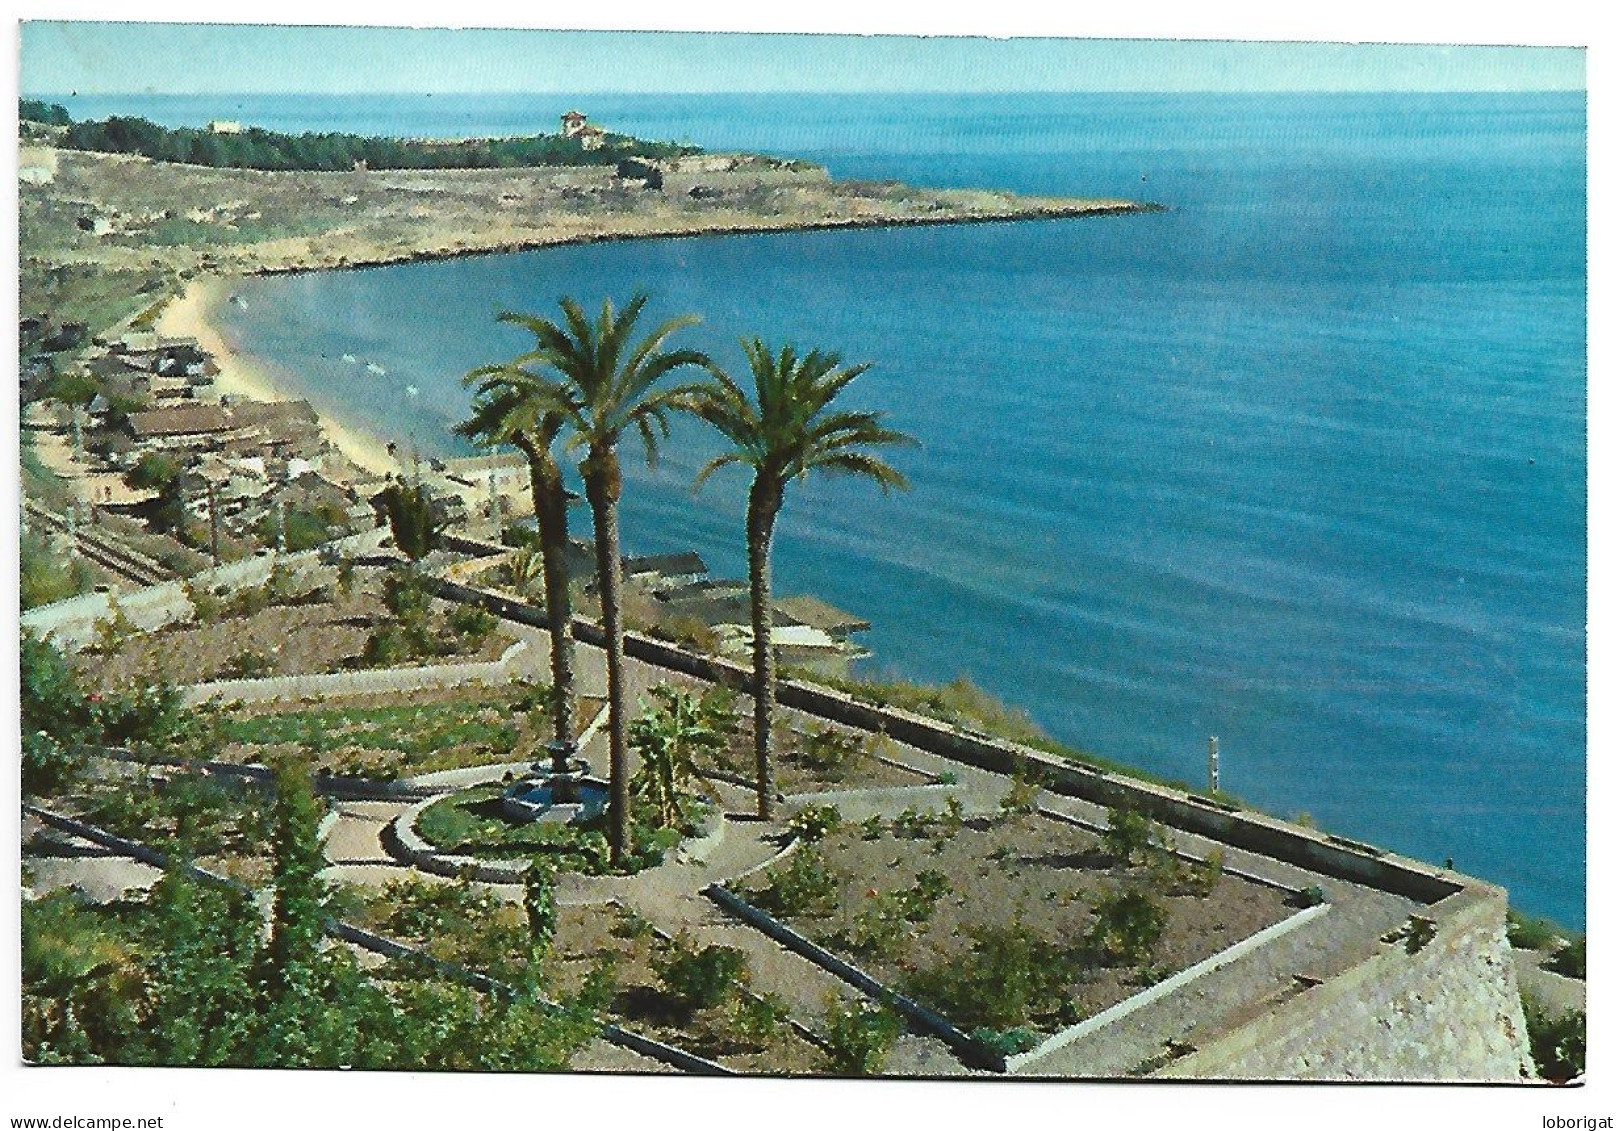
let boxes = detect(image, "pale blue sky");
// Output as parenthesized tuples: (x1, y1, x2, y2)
(20, 22, 1584, 95)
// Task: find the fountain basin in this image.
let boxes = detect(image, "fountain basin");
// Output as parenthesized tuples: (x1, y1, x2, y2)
(500, 776, 609, 824)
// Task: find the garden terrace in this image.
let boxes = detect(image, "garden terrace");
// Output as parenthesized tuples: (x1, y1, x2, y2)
(339, 878, 824, 1073)
(74, 569, 508, 691)
(731, 806, 1295, 1047)
(217, 687, 607, 779)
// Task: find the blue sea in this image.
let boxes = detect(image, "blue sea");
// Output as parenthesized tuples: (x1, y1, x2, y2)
(47, 91, 1586, 926)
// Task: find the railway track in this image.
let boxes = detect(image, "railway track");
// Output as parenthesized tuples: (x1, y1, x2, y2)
(23, 501, 174, 587)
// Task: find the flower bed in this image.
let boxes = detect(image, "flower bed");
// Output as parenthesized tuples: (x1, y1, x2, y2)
(412, 784, 709, 876)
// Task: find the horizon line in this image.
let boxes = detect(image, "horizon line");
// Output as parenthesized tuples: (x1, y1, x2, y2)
(25, 86, 1588, 97)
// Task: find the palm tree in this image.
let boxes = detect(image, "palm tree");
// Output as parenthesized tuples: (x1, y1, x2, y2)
(496, 295, 709, 865)
(687, 339, 916, 818)
(457, 366, 578, 748)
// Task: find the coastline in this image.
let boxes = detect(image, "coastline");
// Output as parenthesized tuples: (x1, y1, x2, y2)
(155, 277, 401, 480)
(149, 200, 1157, 488)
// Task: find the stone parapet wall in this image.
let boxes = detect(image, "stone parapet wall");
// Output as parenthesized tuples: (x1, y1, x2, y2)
(1159, 886, 1534, 1082)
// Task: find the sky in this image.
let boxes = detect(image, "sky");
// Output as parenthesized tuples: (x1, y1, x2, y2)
(19, 21, 1585, 96)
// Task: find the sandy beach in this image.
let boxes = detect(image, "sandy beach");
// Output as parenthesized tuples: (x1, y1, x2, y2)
(155, 277, 401, 480)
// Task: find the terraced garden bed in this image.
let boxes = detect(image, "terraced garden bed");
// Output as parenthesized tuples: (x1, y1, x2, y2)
(730, 805, 1295, 1049)
(217, 688, 605, 779)
(340, 878, 823, 1073)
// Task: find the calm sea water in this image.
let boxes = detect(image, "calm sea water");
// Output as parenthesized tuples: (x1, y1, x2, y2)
(59, 91, 1584, 925)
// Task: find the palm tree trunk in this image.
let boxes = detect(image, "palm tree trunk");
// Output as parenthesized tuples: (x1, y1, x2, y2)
(585, 452, 630, 867)
(519, 441, 578, 748)
(747, 487, 780, 820)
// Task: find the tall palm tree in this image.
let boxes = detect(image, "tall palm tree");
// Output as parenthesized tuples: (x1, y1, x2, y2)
(457, 364, 578, 748)
(688, 339, 916, 818)
(498, 294, 709, 865)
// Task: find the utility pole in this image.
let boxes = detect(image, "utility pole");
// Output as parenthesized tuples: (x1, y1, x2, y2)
(207, 481, 220, 565)
(1208, 735, 1221, 795)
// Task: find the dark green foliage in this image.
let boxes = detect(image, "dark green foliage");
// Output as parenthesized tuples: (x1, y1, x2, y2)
(126, 452, 181, 491)
(20, 531, 96, 610)
(751, 846, 845, 918)
(1087, 885, 1169, 967)
(1548, 937, 1585, 979)
(822, 997, 900, 1075)
(1506, 910, 1562, 951)
(524, 860, 557, 958)
(629, 684, 727, 829)
(790, 727, 870, 779)
(448, 603, 497, 644)
(377, 480, 445, 560)
(1100, 806, 1168, 866)
(652, 933, 748, 1011)
(971, 1026, 1041, 1057)
(784, 804, 842, 843)
(1290, 885, 1326, 909)
(1524, 994, 1585, 1083)
(905, 925, 1073, 1032)
(21, 99, 72, 125)
(56, 112, 698, 171)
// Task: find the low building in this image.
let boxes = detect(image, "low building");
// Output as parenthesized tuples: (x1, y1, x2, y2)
(623, 550, 708, 591)
(773, 594, 871, 642)
(125, 403, 237, 449)
(208, 120, 243, 134)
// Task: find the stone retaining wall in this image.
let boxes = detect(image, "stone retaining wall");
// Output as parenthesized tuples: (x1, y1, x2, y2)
(183, 637, 529, 705)
(1158, 886, 1534, 1082)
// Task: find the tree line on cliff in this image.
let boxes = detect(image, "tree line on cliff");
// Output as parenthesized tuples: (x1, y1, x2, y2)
(19, 99, 699, 172)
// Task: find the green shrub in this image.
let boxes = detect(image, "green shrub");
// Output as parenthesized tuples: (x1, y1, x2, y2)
(792, 728, 869, 778)
(1290, 885, 1326, 909)
(1506, 910, 1561, 951)
(752, 848, 844, 918)
(905, 925, 1067, 1031)
(1101, 807, 1168, 866)
(524, 860, 556, 958)
(822, 997, 900, 1075)
(1548, 937, 1585, 979)
(1524, 994, 1584, 1083)
(224, 649, 273, 680)
(1088, 885, 1168, 967)
(1179, 849, 1224, 898)
(448, 604, 496, 644)
(785, 804, 842, 843)
(727, 993, 788, 1051)
(652, 934, 748, 1011)
(971, 1026, 1041, 1057)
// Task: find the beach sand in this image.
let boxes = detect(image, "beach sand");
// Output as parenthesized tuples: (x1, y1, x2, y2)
(156, 277, 400, 480)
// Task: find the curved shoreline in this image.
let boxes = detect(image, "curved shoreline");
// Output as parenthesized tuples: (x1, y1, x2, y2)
(160, 200, 1161, 481)
(240, 199, 1163, 279)
(155, 277, 400, 479)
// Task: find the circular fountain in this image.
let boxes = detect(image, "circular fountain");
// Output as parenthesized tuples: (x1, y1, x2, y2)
(500, 739, 609, 825)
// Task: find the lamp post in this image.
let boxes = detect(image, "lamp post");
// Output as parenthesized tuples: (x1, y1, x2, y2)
(1208, 735, 1220, 795)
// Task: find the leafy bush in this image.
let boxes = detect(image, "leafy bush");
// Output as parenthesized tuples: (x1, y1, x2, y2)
(224, 649, 273, 679)
(1524, 994, 1584, 1083)
(792, 728, 870, 779)
(1290, 885, 1326, 909)
(524, 861, 556, 958)
(448, 604, 496, 645)
(998, 764, 1046, 819)
(752, 847, 844, 918)
(629, 685, 727, 829)
(727, 992, 788, 1051)
(1506, 910, 1562, 951)
(1100, 807, 1169, 866)
(1548, 937, 1585, 979)
(971, 1026, 1041, 1057)
(652, 934, 748, 1011)
(822, 997, 900, 1075)
(1087, 885, 1168, 968)
(905, 925, 1069, 1031)
(784, 804, 842, 843)
(1178, 849, 1225, 898)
